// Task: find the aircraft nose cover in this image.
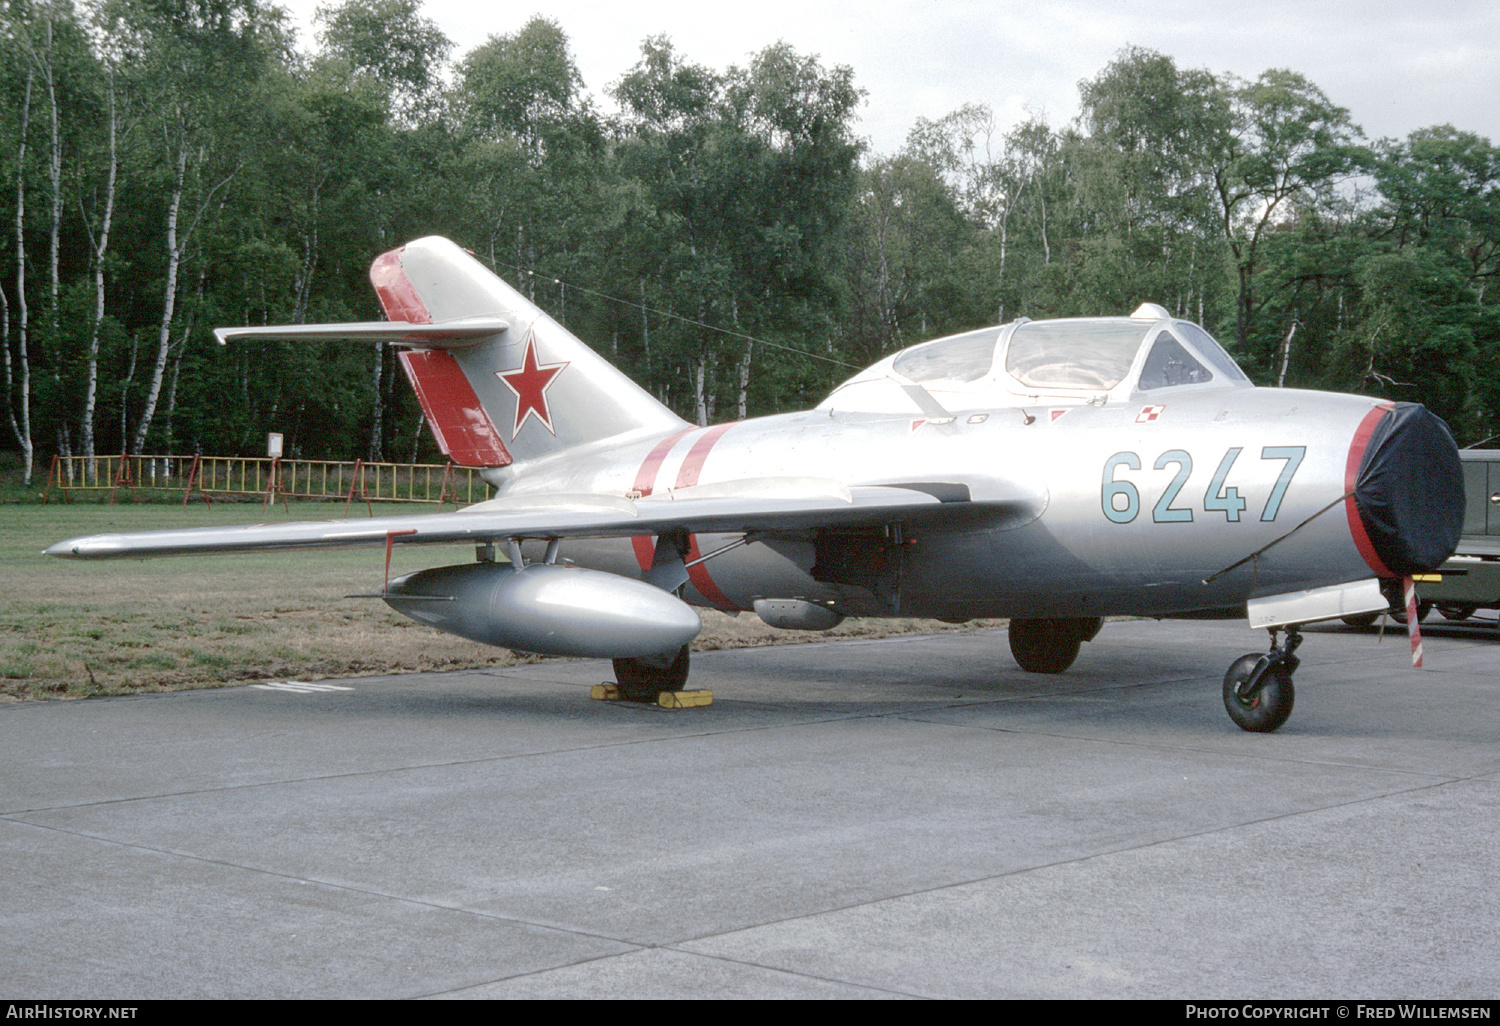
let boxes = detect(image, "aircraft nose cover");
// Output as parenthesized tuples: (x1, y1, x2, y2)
(1353, 402, 1463, 575)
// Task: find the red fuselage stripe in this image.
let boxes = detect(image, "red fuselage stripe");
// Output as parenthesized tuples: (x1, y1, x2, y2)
(673, 424, 739, 610)
(632, 429, 693, 498)
(1345, 404, 1395, 578)
(628, 423, 741, 611)
(674, 423, 736, 489)
(631, 429, 694, 571)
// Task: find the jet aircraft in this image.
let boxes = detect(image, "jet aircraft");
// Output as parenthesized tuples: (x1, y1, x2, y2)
(47, 237, 1465, 732)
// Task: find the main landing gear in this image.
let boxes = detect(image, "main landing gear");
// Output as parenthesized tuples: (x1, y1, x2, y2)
(1223, 626, 1301, 733)
(611, 644, 691, 702)
(1008, 617, 1104, 674)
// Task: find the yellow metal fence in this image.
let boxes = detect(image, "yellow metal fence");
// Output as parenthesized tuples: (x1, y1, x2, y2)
(44, 454, 492, 508)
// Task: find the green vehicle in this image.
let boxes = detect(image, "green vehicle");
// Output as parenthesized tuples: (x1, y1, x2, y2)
(1405, 449, 1500, 623)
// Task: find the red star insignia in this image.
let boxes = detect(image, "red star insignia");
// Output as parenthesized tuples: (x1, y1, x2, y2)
(496, 334, 568, 438)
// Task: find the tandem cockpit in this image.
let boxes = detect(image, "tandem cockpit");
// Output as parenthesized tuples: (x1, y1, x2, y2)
(819, 303, 1251, 414)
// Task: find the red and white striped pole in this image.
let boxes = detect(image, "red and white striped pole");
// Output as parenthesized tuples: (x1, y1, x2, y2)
(1404, 576, 1424, 669)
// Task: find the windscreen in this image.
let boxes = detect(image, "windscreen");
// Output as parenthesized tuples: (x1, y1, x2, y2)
(1176, 322, 1249, 382)
(1138, 332, 1213, 389)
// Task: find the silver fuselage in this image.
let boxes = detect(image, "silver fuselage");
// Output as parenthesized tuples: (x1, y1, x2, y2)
(497, 384, 1381, 621)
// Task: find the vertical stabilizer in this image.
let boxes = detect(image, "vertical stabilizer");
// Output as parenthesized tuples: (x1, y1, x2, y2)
(373, 237, 687, 467)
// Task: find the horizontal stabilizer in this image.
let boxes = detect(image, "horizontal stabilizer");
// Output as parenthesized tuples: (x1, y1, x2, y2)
(212, 320, 509, 348)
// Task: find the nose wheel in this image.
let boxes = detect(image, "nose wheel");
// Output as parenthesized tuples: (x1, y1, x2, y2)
(1223, 626, 1301, 733)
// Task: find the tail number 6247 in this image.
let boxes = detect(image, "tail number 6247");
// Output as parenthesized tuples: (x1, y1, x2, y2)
(1102, 446, 1305, 525)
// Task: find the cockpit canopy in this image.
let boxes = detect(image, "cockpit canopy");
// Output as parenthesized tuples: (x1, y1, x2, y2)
(820, 304, 1249, 413)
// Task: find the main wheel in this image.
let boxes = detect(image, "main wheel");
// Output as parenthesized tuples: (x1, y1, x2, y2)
(612, 644, 690, 701)
(1438, 604, 1476, 621)
(1390, 600, 1432, 625)
(1223, 653, 1295, 733)
(1008, 618, 1085, 674)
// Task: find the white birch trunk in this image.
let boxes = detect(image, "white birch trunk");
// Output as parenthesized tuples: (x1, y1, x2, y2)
(83, 74, 119, 469)
(7, 70, 34, 485)
(693, 358, 707, 426)
(1276, 322, 1297, 388)
(368, 340, 383, 461)
(736, 340, 752, 421)
(733, 296, 750, 420)
(132, 139, 188, 455)
(1037, 187, 1051, 265)
(45, 19, 60, 330)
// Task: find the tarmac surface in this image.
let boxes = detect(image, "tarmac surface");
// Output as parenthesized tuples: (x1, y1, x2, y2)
(2, 616, 1498, 1000)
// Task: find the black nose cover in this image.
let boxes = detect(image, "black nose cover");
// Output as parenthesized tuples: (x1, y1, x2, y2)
(1354, 403, 1464, 576)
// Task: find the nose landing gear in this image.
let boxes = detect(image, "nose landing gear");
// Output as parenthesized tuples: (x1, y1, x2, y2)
(1224, 626, 1301, 733)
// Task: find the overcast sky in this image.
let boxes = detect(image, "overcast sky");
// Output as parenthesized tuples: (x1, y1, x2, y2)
(279, 0, 1500, 155)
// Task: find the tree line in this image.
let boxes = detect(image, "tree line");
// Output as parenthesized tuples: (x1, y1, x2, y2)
(3, 0, 1497, 485)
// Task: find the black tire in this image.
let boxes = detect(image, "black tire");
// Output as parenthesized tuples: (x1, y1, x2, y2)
(1075, 616, 1105, 643)
(1223, 653, 1295, 733)
(1438, 604, 1476, 621)
(1341, 612, 1379, 628)
(1390, 600, 1432, 626)
(1008, 618, 1084, 674)
(612, 644, 690, 701)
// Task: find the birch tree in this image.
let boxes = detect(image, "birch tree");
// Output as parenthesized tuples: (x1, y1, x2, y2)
(114, 0, 271, 453)
(3, 18, 35, 482)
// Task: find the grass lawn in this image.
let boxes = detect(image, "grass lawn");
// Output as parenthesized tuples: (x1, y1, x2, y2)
(2, 498, 529, 700)
(3, 495, 1005, 701)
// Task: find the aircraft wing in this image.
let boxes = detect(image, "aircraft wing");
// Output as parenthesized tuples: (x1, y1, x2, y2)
(44, 476, 1043, 560)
